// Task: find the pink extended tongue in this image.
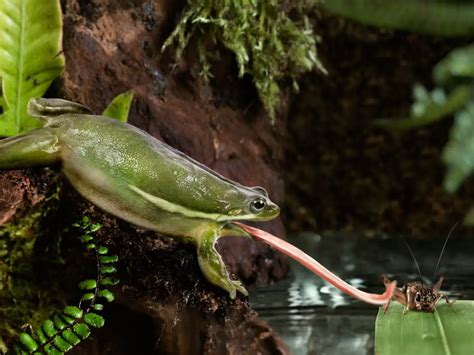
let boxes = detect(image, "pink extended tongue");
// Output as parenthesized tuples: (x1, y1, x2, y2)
(234, 222, 396, 306)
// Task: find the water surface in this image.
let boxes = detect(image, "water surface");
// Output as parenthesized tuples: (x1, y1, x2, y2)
(250, 232, 474, 354)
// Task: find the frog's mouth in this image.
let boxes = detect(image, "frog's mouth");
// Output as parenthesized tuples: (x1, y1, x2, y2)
(217, 205, 280, 222)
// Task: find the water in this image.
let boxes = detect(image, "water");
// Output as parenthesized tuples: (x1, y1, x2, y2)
(249, 231, 474, 355)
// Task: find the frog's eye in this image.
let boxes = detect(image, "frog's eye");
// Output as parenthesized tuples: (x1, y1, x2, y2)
(250, 198, 266, 213)
(415, 293, 421, 302)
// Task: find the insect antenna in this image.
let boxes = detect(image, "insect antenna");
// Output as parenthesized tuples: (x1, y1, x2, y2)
(432, 221, 459, 280)
(401, 237, 423, 283)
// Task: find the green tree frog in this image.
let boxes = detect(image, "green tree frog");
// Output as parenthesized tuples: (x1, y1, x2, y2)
(0, 98, 280, 299)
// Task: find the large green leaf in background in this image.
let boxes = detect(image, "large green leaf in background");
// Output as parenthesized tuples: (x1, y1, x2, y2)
(0, 0, 64, 136)
(375, 43, 474, 198)
(323, 0, 474, 37)
(376, 301, 474, 355)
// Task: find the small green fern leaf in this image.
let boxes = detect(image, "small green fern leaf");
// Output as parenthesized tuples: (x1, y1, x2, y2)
(12, 218, 120, 354)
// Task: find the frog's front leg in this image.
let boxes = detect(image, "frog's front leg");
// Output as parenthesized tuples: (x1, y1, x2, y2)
(0, 128, 60, 169)
(197, 226, 249, 299)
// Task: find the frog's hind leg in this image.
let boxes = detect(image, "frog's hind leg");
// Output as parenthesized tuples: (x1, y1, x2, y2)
(0, 128, 60, 169)
(197, 227, 249, 299)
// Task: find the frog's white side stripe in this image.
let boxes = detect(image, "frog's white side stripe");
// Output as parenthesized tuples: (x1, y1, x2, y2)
(128, 184, 255, 222)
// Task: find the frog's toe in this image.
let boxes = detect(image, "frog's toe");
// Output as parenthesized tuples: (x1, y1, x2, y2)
(232, 279, 249, 297)
(197, 228, 249, 299)
(220, 279, 248, 299)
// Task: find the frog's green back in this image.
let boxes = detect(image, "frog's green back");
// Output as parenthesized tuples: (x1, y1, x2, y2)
(50, 114, 275, 219)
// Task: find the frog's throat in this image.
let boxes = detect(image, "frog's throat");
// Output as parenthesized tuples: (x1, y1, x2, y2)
(128, 184, 255, 222)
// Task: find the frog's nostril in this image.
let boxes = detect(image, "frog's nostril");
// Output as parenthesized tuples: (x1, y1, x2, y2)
(271, 204, 280, 214)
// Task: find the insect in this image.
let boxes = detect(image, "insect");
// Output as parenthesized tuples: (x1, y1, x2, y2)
(382, 275, 451, 314)
(382, 223, 457, 314)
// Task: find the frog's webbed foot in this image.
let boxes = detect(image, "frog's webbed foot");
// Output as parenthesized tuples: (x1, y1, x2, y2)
(197, 228, 248, 299)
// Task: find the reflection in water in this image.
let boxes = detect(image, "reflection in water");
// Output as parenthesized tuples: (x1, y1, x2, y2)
(249, 232, 474, 355)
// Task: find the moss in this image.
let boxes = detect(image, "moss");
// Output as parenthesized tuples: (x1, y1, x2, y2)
(163, 0, 326, 122)
(0, 181, 65, 349)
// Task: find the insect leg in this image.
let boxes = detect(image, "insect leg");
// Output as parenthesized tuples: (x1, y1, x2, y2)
(436, 293, 455, 306)
(404, 290, 412, 315)
(433, 277, 444, 292)
(383, 275, 407, 313)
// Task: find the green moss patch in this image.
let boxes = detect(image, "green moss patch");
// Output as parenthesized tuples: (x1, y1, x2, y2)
(163, 0, 326, 122)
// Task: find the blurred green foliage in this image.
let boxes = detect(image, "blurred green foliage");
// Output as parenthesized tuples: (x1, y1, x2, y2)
(162, 0, 326, 122)
(377, 44, 474, 194)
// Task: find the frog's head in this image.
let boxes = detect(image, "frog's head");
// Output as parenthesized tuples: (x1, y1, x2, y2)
(221, 186, 280, 222)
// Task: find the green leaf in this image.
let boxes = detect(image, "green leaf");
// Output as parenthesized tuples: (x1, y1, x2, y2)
(89, 223, 102, 233)
(375, 85, 472, 130)
(81, 292, 95, 301)
(0, 0, 64, 136)
(101, 277, 120, 286)
(434, 44, 474, 85)
(375, 301, 474, 354)
(92, 304, 104, 311)
(53, 335, 73, 352)
(102, 90, 134, 122)
(79, 234, 93, 243)
(97, 246, 108, 255)
(100, 255, 119, 264)
(84, 313, 105, 328)
(42, 319, 56, 338)
(63, 306, 83, 319)
(61, 329, 81, 346)
(322, 0, 474, 37)
(100, 266, 117, 274)
(19, 333, 38, 352)
(85, 243, 96, 250)
(78, 279, 97, 290)
(72, 323, 90, 339)
(53, 314, 67, 330)
(43, 343, 62, 355)
(442, 103, 474, 192)
(36, 328, 47, 344)
(98, 289, 115, 302)
(59, 314, 75, 325)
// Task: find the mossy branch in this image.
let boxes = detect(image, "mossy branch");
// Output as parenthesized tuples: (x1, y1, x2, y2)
(163, 0, 326, 122)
